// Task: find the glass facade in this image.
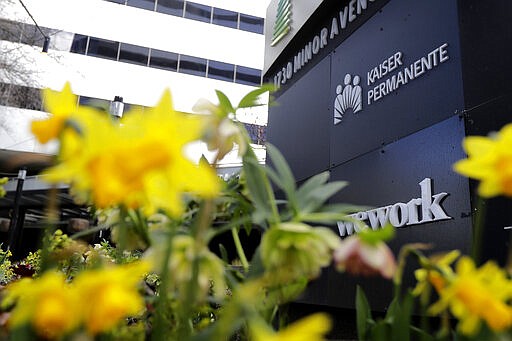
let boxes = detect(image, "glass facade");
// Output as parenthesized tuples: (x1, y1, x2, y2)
(126, 0, 155, 11)
(149, 49, 178, 71)
(184, 2, 211, 23)
(179, 55, 207, 77)
(236, 66, 261, 86)
(212, 8, 238, 29)
(156, 0, 184, 16)
(239, 13, 264, 34)
(87, 37, 119, 60)
(208, 60, 235, 82)
(119, 43, 149, 66)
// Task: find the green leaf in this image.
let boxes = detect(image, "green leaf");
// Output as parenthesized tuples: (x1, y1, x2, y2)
(390, 291, 414, 341)
(410, 326, 435, 341)
(359, 224, 396, 245)
(297, 181, 348, 214)
(237, 83, 275, 108)
(356, 285, 373, 341)
(385, 296, 399, 323)
(215, 90, 235, 116)
(265, 144, 298, 214)
(246, 247, 265, 279)
(242, 152, 276, 226)
(296, 172, 331, 199)
(218, 243, 229, 263)
(370, 320, 389, 341)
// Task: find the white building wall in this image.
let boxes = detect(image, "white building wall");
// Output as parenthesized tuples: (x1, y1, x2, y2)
(0, 0, 270, 163)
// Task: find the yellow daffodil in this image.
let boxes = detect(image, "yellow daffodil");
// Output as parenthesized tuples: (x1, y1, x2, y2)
(73, 261, 149, 335)
(412, 250, 460, 296)
(250, 313, 331, 341)
(41, 89, 221, 216)
(454, 123, 512, 197)
(3, 272, 80, 339)
(260, 222, 341, 282)
(429, 256, 512, 335)
(31, 82, 78, 143)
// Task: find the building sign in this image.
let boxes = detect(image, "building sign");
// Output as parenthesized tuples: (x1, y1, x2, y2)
(333, 43, 450, 124)
(337, 178, 451, 236)
(272, 0, 383, 88)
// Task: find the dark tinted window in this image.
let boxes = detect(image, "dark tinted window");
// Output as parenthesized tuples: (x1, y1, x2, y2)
(149, 49, 178, 71)
(235, 66, 261, 86)
(107, 0, 126, 4)
(156, 0, 184, 16)
(179, 55, 207, 77)
(70, 34, 88, 54)
(87, 37, 119, 60)
(119, 43, 149, 66)
(0, 19, 21, 42)
(239, 13, 264, 34)
(184, 2, 211, 23)
(127, 0, 155, 10)
(78, 96, 110, 112)
(212, 8, 238, 29)
(208, 60, 234, 82)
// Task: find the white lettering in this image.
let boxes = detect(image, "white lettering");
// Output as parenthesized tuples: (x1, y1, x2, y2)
(348, 0, 357, 22)
(312, 35, 320, 54)
(357, 0, 368, 14)
(336, 178, 451, 236)
(320, 28, 328, 48)
(330, 17, 339, 39)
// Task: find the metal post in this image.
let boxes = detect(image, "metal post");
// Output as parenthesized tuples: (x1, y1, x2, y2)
(7, 168, 26, 257)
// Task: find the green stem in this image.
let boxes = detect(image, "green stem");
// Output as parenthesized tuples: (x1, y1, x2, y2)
(39, 186, 59, 273)
(231, 228, 249, 271)
(116, 206, 129, 263)
(419, 282, 430, 341)
(471, 196, 486, 265)
(151, 230, 174, 341)
(177, 200, 214, 339)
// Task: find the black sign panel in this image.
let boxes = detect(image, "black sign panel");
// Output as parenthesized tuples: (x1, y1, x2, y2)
(267, 57, 332, 182)
(329, 0, 464, 167)
(297, 115, 472, 310)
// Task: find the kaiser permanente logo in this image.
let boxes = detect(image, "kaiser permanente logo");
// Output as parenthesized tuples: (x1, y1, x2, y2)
(271, 0, 292, 47)
(333, 43, 450, 125)
(334, 73, 363, 125)
(337, 178, 452, 237)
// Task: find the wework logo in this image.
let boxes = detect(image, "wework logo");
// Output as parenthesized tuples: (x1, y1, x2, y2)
(333, 73, 363, 125)
(337, 178, 451, 236)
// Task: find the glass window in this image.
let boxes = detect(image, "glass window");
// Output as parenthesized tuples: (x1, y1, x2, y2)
(106, 0, 126, 4)
(0, 19, 22, 42)
(87, 37, 119, 60)
(156, 0, 184, 16)
(70, 34, 88, 54)
(212, 8, 238, 29)
(235, 66, 261, 86)
(78, 96, 110, 112)
(184, 2, 211, 23)
(239, 13, 264, 34)
(179, 55, 206, 77)
(126, 0, 155, 10)
(119, 43, 149, 66)
(208, 60, 234, 82)
(149, 49, 178, 71)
